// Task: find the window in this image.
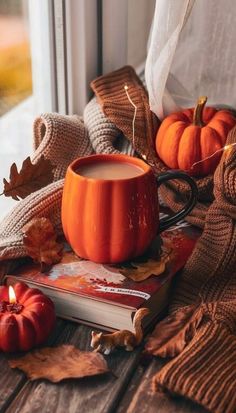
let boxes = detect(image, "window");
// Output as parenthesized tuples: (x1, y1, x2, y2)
(0, 0, 32, 114)
(0, 0, 155, 219)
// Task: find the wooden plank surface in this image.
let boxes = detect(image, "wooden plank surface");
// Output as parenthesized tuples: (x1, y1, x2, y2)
(117, 358, 208, 413)
(0, 319, 65, 413)
(2, 321, 209, 413)
(5, 322, 143, 413)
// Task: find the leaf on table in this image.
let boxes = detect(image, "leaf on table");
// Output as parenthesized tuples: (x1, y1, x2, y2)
(1, 155, 54, 200)
(120, 253, 170, 282)
(9, 344, 109, 382)
(145, 303, 204, 357)
(22, 217, 63, 270)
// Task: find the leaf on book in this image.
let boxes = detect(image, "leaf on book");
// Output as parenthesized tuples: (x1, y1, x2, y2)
(145, 303, 204, 357)
(1, 155, 54, 200)
(22, 217, 63, 270)
(9, 344, 109, 382)
(120, 254, 169, 282)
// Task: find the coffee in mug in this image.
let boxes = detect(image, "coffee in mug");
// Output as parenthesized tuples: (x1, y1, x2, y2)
(76, 161, 143, 180)
(62, 154, 198, 263)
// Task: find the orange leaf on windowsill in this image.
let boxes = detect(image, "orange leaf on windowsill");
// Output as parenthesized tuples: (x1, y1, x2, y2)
(22, 217, 63, 271)
(9, 345, 109, 382)
(1, 155, 54, 200)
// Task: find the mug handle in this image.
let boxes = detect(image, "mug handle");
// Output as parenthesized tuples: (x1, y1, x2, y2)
(157, 171, 198, 232)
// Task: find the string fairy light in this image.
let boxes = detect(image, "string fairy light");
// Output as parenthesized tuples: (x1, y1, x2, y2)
(124, 84, 137, 149)
(191, 143, 236, 170)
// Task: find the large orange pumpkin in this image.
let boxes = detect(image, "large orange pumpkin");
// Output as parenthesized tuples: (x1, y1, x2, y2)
(0, 282, 55, 352)
(156, 96, 236, 176)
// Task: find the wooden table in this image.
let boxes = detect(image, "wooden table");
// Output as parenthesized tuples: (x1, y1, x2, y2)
(1, 319, 208, 413)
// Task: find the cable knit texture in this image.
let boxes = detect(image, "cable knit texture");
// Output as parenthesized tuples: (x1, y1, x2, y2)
(0, 180, 64, 261)
(91, 65, 215, 228)
(84, 97, 121, 154)
(33, 113, 93, 180)
(91, 65, 159, 162)
(150, 126, 236, 413)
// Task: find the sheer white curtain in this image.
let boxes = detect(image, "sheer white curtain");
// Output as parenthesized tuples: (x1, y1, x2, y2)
(145, 0, 236, 119)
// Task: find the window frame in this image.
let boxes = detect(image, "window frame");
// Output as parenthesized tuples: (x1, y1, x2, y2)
(0, 0, 152, 219)
(30, 0, 149, 116)
(28, 0, 57, 114)
(64, 0, 99, 115)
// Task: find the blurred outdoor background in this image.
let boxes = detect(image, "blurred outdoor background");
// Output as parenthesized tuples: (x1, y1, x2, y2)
(0, 0, 32, 116)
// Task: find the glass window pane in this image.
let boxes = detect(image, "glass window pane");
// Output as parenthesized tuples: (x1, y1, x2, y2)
(0, 0, 32, 116)
(0, 0, 34, 220)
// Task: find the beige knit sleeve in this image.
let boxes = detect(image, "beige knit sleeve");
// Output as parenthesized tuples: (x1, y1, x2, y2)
(0, 98, 131, 266)
(83, 97, 121, 154)
(33, 113, 93, 181)
(0, 180, 64, 262)
(0, 111, 94, 264)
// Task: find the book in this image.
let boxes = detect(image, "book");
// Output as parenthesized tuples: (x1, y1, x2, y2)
(4, 219, 200, 332)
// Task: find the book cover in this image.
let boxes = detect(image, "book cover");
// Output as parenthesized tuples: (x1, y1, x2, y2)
(9, 219, 201, 310)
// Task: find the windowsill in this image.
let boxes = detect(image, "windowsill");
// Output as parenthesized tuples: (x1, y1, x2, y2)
(0, 97, 35, 221)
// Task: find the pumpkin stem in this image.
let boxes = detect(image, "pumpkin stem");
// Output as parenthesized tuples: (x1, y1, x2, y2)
(193, 96, 207, 127)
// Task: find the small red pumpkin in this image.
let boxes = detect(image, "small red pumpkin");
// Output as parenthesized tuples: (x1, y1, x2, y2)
(156, 96, 236, 176)
(0, 282, 55, 352)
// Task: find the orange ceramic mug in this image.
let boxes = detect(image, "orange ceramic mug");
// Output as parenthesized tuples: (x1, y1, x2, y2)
(61, 154, 197, 263)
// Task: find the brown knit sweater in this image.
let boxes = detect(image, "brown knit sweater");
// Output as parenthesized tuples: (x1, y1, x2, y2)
(145, 127, 236, 413)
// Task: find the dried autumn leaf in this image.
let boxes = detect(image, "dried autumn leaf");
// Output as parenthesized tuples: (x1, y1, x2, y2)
(1, 155, 54, 200)
(22, 217, 63, 269)
(145, 303, 204, 357)
(9, 345, 109, 382)
(120, 254, 170, 282)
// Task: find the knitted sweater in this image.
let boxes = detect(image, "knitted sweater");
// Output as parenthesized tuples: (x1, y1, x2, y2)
(145, 127, 236, 413)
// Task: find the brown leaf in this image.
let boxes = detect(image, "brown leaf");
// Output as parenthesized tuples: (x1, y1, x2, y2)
(22, 218, 63, 269)
(120, 254, 169, 282)
(145, 303, 204, 357)
(1, 155, 54, 200)
(9, 345, 109, 382)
